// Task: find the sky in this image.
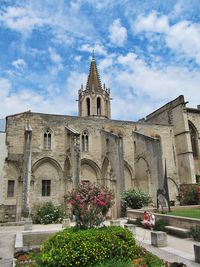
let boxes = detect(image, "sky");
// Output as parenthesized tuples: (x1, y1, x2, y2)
(1, 0, 200, 122)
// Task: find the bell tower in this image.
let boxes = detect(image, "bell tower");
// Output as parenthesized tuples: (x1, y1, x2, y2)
(78, 53, 111, 119)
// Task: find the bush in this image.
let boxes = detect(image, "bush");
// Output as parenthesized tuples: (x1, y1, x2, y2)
(65, 182, 114, 229)
(178, 184, 199, 205)
(190, 225, 200, 241)
(41, 226, 137, 267)
(153, 219, 167, 231)
(32, 202, 65, 224)
(92, 258, 134, 267)
(121, 188, 152, 209)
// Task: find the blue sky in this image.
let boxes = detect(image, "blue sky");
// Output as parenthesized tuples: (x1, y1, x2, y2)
(0, 0, 200, 121)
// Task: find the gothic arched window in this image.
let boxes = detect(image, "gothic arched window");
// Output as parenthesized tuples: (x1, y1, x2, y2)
(43, 129, 51, 150)
(189, 122, 198, 158)
(82, 131, 89, 152)
(86, 98, 90, 116)
(97, 97, 101, 116)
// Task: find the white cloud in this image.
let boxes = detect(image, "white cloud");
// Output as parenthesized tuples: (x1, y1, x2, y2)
(79, 43, 107, 56)
(134, 12, 200, 65)
(0, 78, 11, 97)
(0, 6, 44, 35)
(135, 12, 169, 33)
(99, 57, 113, 71)
(115, 53, 200, 105)
(173, 2, 184, 17)
(12, 58, 26, 69)
(47, 47, 64, 75)
(66, 71, 87, 98)
(48, 47, 62, 64)
(166, 21, 200, 64)
(0, 2, 95, 42)
(74, 55, 82, 62)
(108, 19, 127, 47)
(48, 64, 64, 76)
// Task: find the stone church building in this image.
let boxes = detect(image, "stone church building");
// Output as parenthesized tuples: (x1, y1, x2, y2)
(0, 55, 200, 221)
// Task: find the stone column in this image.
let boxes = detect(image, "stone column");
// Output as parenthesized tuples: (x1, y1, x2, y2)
(21, 123, 32, 219)
(116, 136, 125, 218)
(73, 135, 80, 188)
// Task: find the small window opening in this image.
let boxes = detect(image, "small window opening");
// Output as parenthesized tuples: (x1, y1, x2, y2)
(97, 97, 101, 116)
(7, 180, 15, 198)
(86, 98, 90, 116)
(42, 180, 51, 196)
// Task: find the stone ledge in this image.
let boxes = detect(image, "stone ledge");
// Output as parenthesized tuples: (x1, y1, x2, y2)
(15, 232, 23, 253)
(165, 226, 190, 238)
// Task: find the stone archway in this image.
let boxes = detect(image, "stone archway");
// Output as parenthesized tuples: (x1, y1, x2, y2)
(31, 157, 64, 207)
(124, 161, 133, 190)
(80, 159, 100, 183)
(135, 156, 150, 193)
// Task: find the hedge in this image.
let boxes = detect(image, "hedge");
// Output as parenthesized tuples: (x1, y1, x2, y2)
(41, 226, 137, 266)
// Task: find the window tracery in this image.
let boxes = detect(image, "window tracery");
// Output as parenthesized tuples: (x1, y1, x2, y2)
(82, 131, 89, 151)
(43, 129, 51, 149)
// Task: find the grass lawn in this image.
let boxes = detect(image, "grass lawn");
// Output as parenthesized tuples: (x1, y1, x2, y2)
(164, 208, 200, 219)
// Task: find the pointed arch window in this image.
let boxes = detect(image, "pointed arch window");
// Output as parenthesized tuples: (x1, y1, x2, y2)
(86, 98, 90, 116)
(43, 129, 51, 150)
(82, 131, 89, 152)
(97, 97, 101, 116)
(7, 180, 15, 198)
(189, 122, 198, 158)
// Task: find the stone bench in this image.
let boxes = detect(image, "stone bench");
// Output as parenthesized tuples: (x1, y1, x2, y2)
(165, 226, 190, 238)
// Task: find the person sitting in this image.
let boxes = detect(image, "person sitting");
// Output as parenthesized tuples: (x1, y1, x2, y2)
(149, 212, 155, 229)
(142, 211, 150, 228)
(142, 211, 155, 229)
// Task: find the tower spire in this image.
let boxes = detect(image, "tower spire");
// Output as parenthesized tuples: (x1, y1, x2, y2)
(92, 49, 95, 61)
(78, 55, 111, 119)
(86, 52, 102, 91)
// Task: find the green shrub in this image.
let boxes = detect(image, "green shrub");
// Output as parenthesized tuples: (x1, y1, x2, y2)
(178, 184, 199, 205)
(153, 219, 167, 231)
(65, 182, 114, 229)
(41, 226, 137, 267)
(32, 202, 65, 224)
(134, 218, 143, 227)
(121, 188, 152, 209)
(93, 258, 134, 267)
(190, 225, 200, 241)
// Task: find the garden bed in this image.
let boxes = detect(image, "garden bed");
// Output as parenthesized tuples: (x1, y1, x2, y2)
(14, 245, 171, 267)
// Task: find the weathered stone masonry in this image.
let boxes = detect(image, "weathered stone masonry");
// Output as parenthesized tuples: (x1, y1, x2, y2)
(0, 57, 199, 222)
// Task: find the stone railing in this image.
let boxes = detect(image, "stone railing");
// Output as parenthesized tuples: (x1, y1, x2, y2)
(127, 207, 200, 229)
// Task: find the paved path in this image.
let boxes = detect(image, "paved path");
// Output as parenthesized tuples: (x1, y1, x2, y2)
(0, 221, 199, 267)
(0, 232, 15, 267)
(135, 226, 200, 267)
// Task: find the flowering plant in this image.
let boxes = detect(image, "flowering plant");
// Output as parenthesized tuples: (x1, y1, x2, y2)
(65, 182, 114, 229)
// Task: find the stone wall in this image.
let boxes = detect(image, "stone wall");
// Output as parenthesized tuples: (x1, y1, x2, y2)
(1, 111, 181, 221)
(0, 132, 7, 205)
(146, 95, 195, 184)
